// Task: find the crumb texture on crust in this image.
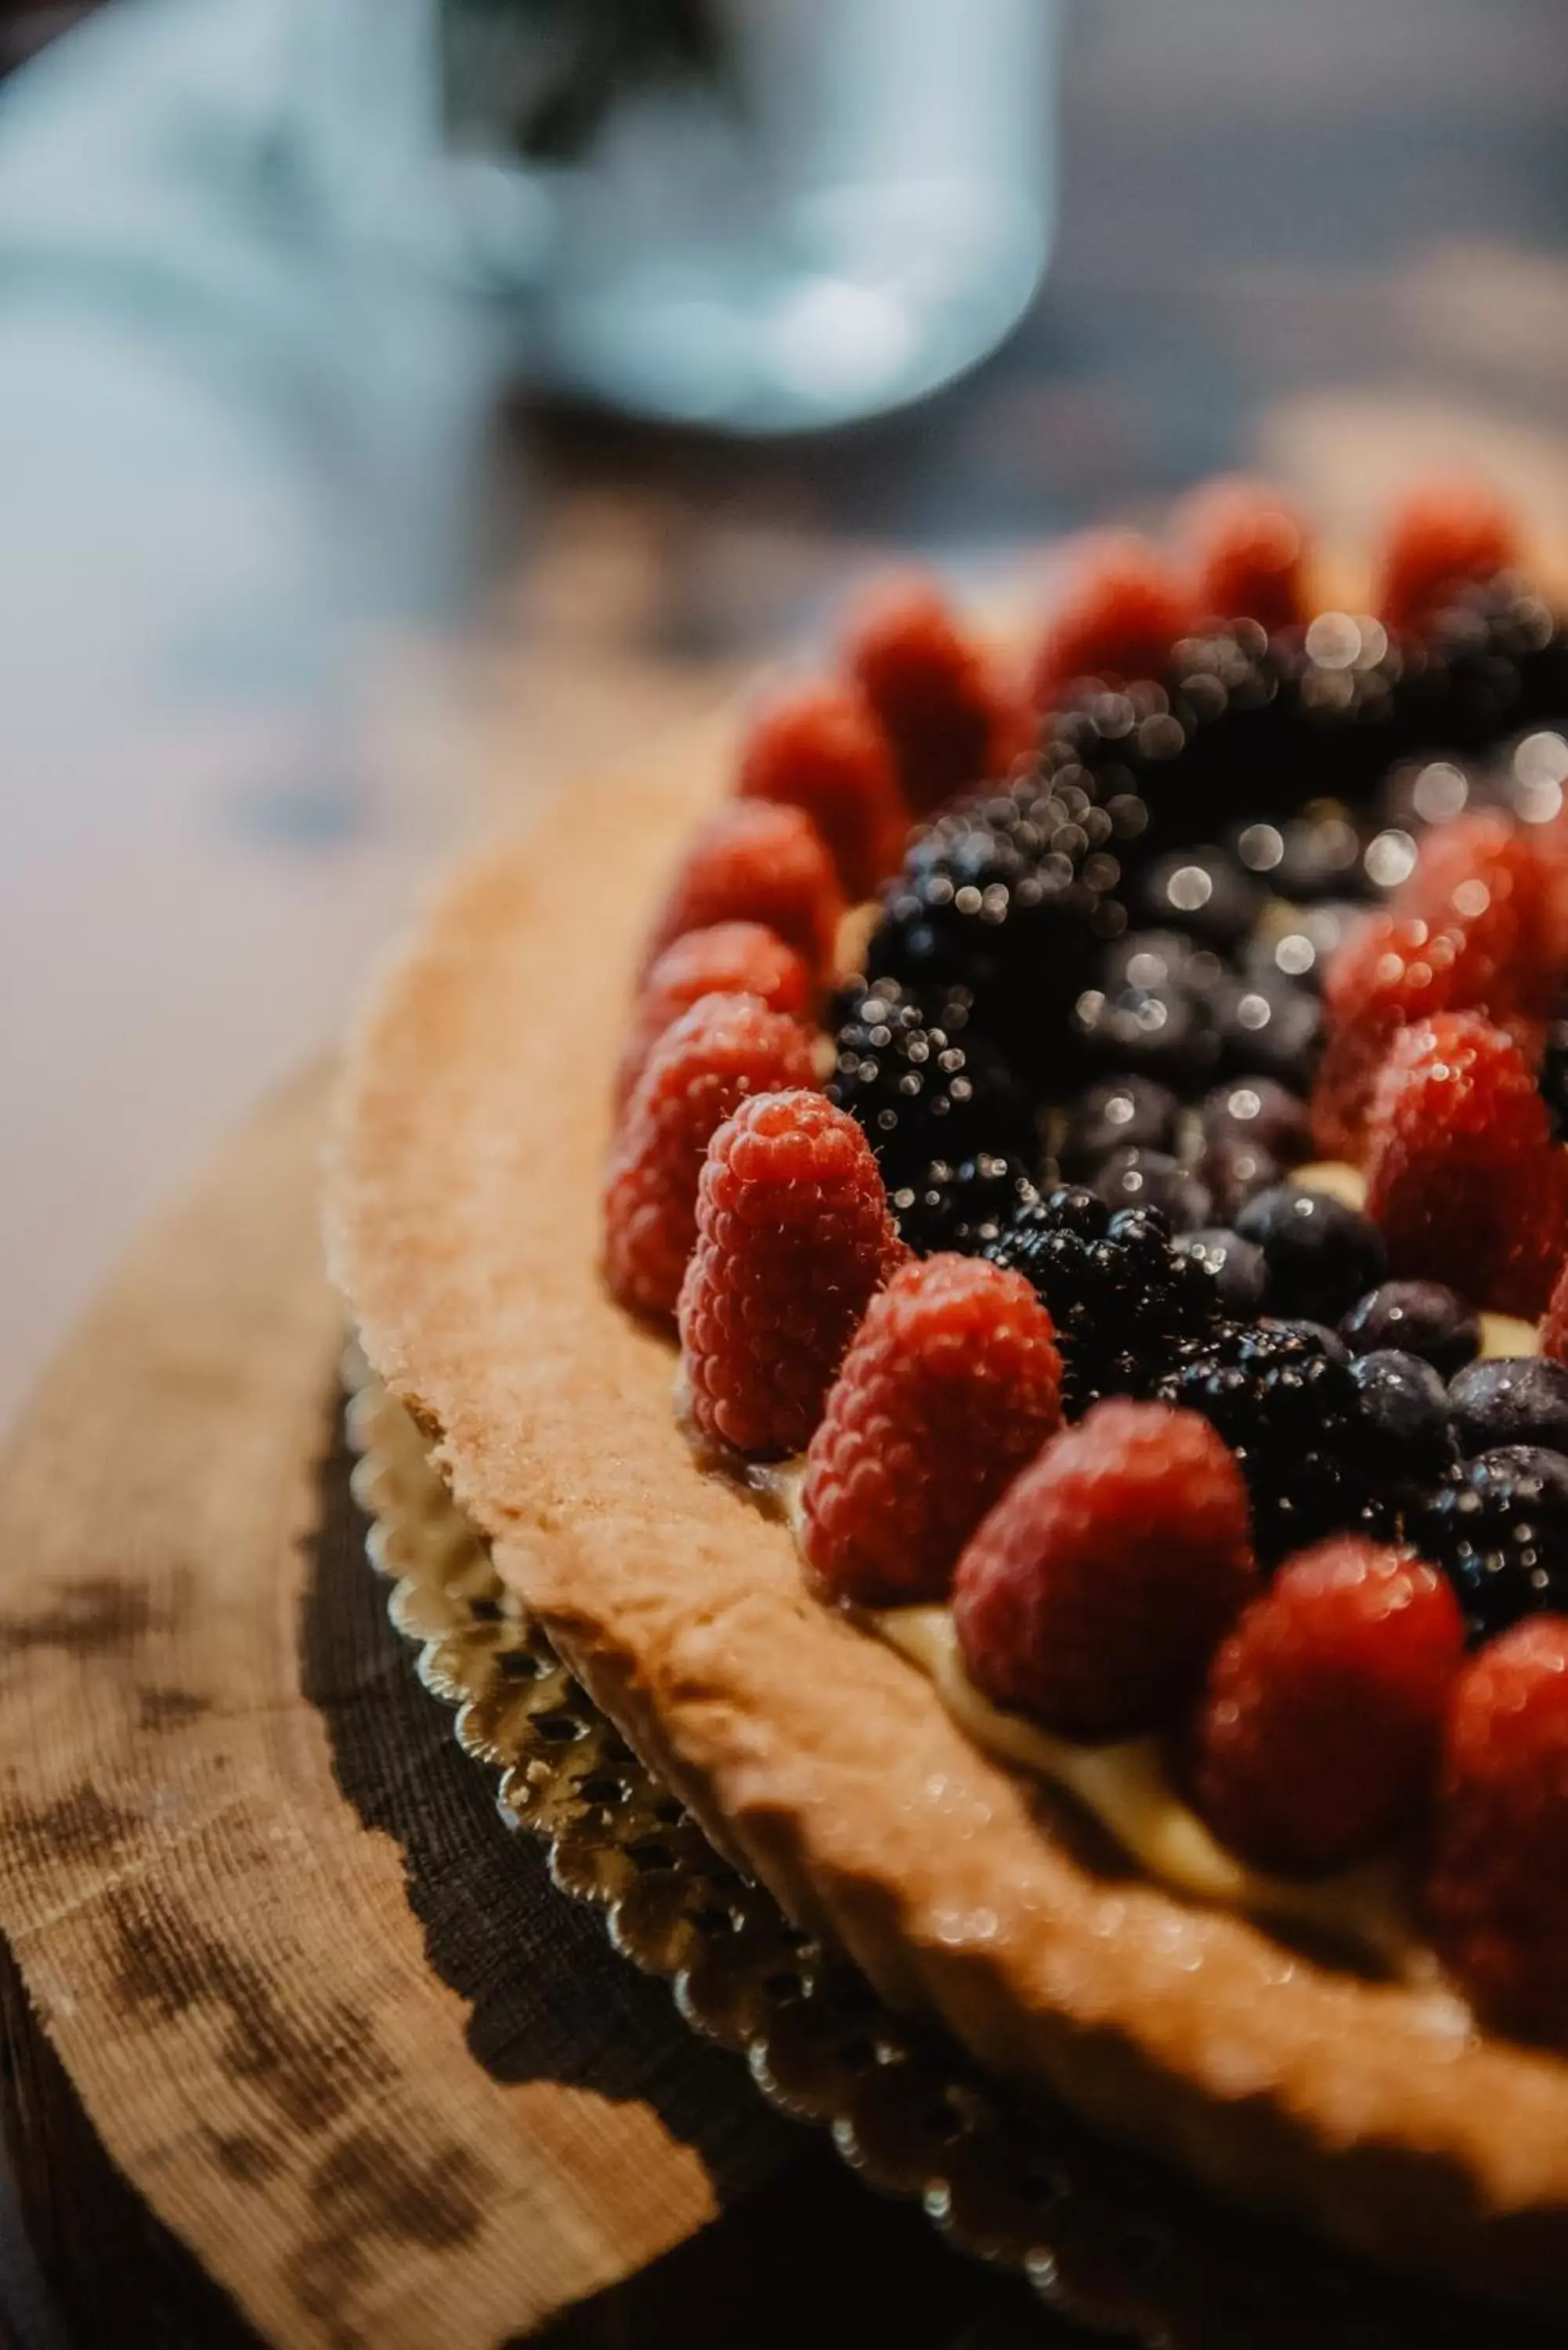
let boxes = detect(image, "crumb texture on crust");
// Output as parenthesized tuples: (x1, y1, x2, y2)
(326, 752, 1568, 2317)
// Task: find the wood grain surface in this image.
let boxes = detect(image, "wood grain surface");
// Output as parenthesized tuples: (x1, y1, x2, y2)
(0, 1069, 802, 2349)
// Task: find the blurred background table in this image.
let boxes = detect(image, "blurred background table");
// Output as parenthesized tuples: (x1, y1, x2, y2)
(2, 2, 1568, 2343)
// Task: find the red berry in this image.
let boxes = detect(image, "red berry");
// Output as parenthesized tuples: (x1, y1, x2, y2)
(1376, 479, 1519, 633)
(844, 575, 1031, 817)
(802, 1255, 1062, 1607)
(952, 1401, 1255, 1741)
(1395, 810, 1560, 1024)
(1030, 532, 1194, 710)
(679, 1090, 906, 1457)
(640, 801, 843, 985)
(1364, 1011, 1564, 1317)
(616, 922, 812, 1114)
(604, 996, 818, 1319)
(735, 682, 908, 902)
(1310, 913, 1464, 1160)
(1191, 1539, 1464, 1878)
(1180, 475, 1310, 632)
(1427, 1618, 1568, 2044)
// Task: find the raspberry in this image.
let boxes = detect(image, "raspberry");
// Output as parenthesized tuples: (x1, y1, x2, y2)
(1190, 1540, 1465, 1877)
(603, 995, 818, 1318)
(640, 801, 843, 985)
(1310, 913, 1464, 1159)
(952, 1400, 1256, 1741)
(1364, 1012, 1564, 1317)
(1376, 479, 1520, 634)
(735, 682, 909, 902)
(1395, 811, 1559, 1024)
(1030, 532, 1195, 710)
(616, 922, 812, 1113)
(802, 1255, 1062, 1606)
(678, 1090, 905, 1456)
(1179, 475, 1310, 633)
(1426, 1617, 1568, 2044)
(844, 575, 1031, 816)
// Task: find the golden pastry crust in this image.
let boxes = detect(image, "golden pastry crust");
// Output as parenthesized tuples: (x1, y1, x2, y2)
(326, 751, 1568, 2320)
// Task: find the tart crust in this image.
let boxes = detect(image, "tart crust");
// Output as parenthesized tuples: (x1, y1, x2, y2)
(327, 747, 1568, 2319)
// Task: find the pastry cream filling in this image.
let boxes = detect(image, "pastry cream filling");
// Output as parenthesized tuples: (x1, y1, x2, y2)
(724, 1163, 1540, 1984)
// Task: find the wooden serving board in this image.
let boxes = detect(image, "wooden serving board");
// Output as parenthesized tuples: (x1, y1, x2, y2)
(0, 1068, 804, 2350)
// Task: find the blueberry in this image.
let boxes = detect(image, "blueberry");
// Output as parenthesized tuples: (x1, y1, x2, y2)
(1198, 1078, 1311, 1163)
(1176, 1228, 1269, 1314)
(1349, 1349, 1455, 1478)
(1213, 978, 1322, 1084)
(1071, 979, 1219, 1086)
(1140, 847, 1262, 947)
(1448, 1357, 1568, 1458)
(1057, 1077, 1180, 1176)
(1234, 1183, 1388, 1324)
(1091, 1148, 1212, 1233)
(1414, 1446, 1568, 1643)
(1194, 1133, 1283, 1221)
(1339, 1282, 1480, 1379)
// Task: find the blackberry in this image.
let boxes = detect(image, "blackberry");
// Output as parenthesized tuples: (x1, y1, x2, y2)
(889, 1154, 1039, 1258)
(986, 1188, 1222, 1415)
(865, 779, 1135, 1084)
(1412, 1446, 1568, 1644)
(1138, 845, 1262, 948)
(1157, 1320, 1376, 1564)
(827, 975, 1034, 1179)
(1057, 1075, 1179, 1175)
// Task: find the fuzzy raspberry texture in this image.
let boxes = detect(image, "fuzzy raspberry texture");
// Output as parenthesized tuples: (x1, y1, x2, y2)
(843, 576, 1031, 817)
(615, 922, 811, 1115)
(1030, 533, 1195, 710)
(1427, 1618, 1568, 2044)
(952, 1401, 1255, 1742)
(604, 996, 818, 1318)
(1375, 480, 1520, 633)
(640, 801, 843, 986)
(736, 682, 908, 902)
(1312, 812, 1565, 1161)
(1190, 1540, 1464, 1877)
(802, 1256, 1062, 1607)
(1396, 810, 1561, 1025)
(679, 1090, 906, 1457)
(1180, 475, 1310, 633)
(1364, 1012, 1565, 1318)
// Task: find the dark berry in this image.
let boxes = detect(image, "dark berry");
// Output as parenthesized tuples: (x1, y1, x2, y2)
(1157, 1320, 1375, 1565)
(866, 781, 1129, 1085)
(1339, 1282, 1480, 1379)
(1413, 1446, 1568, 1643)
(890, 1154, 1040, 1258)
(1057, 1076, 1179, 1174)
(987, 1188, 1223, 1415)
(1270, 1318, 1351, 1364)
(827, 974, 1034, 1179)
(1176, 1228, 1269, 1314)
(1245, 902, 1363, 994)
(1194, 1133, 1284, 1221)
(1212, 975, 1322, 1083)
(1199, 1078, 1311, 1163)
(1139, 846, 1263, 946)
(1348, 1350, 1456, 1481)
(1091, 1147, 1212, 1232)
(1448, 1358, 1568, 1460)
(1071, 974, 1219, 1086)
(1102, 930, 1226, 1001)
(1234, 1183, 1388, 1325)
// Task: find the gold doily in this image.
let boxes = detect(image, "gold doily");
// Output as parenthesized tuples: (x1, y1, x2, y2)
(344, 1349, 1505, 2350)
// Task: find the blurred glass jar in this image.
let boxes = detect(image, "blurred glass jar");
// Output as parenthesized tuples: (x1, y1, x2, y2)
(442, 0, 1061, 433)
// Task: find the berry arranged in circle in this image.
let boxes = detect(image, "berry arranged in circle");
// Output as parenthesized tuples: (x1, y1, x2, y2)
(827, 974, 1035, 1181)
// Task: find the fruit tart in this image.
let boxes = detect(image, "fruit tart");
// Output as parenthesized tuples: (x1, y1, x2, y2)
(329, 479, 1568, 2321)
